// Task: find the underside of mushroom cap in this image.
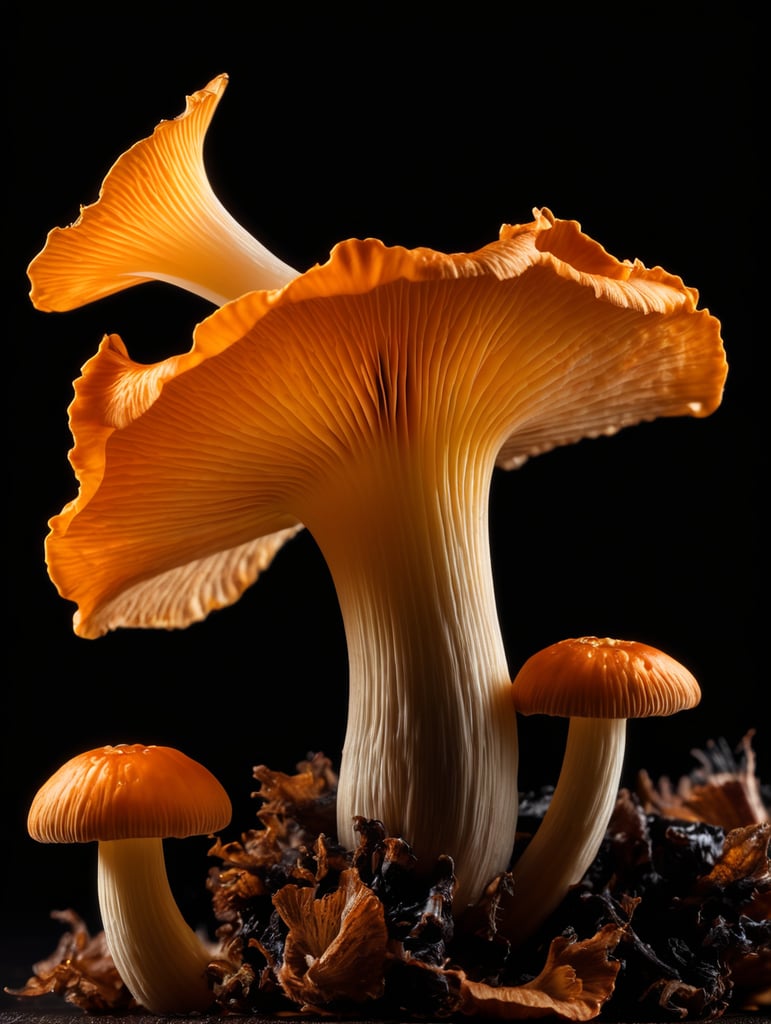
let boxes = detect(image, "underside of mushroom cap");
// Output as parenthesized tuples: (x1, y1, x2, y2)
(27, 74, 297, 310)
(46, 217, 726, 638)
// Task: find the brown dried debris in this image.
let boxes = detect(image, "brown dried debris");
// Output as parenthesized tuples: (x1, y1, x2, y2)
(5, 909, 134, 1012)
(254, 751, 338, 841)
(637, 731, 770, 828)
(207, 753, 342, 922)
(454, 924, 624, 1020)
(9, 739, 769, 1020)
(274, 867, 389, 1010)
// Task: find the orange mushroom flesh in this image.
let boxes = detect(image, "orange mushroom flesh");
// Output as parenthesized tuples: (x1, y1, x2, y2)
(502, 637, 701, 947)
(27, 744, 232, 1013)
(29, 76, 727, 913)
(28, 74, 297, 310)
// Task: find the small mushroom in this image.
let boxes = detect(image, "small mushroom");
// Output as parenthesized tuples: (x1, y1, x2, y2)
(500, 636, 701, 946)
(29, 76, 727, 913)
(27, 743, 232, 1013)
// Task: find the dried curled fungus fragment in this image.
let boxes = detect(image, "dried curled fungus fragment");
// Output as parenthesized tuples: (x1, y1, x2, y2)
(206, 839, 269, 924)
(207, 752, 340, 917)
(643, 974, 730, 1020)
(455, 924, 624, 1020)
(273, 867, 389, 1009)
(550, 790, 771, 1020)
(693, 821, 771, 894)
(638, 731, 769, 828)
(253, 751, 338, 843)
(204, 759, 351, 1015)
(4, 909, 134, 1012)
(351, 817, 457, 965)
(690, 822, 771, 1011)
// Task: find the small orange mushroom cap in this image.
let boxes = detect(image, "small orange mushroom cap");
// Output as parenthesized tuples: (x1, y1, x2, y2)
(513, 636, 701, 719)
(28, 743, 232, 843)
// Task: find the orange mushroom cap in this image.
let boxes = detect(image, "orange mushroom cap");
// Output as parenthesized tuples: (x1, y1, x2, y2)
(513, 636, 702, 719)
(27, 744, 232, 1014)
(28, 74, 296, 310)
(28, 743, 232, 843)
(45, 214, 726, 639)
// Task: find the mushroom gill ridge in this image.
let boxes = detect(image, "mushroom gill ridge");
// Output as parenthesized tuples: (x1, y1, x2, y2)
(48, 241, 724, 642)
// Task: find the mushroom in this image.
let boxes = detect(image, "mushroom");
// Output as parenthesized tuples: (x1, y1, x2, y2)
(27, 743, 232, 1013)
(29, 76, 727, 912)
(29, 74, 297, 310)
(500, 636, 701, 947)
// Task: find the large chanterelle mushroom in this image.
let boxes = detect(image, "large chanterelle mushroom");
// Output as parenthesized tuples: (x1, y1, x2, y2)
(29, 75, 727, 913)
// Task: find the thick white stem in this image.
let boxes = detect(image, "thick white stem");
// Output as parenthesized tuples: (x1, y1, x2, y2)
(307, 446, 519, 913)
(97, 838, 214, 1013)
(501, 717, 626, 946)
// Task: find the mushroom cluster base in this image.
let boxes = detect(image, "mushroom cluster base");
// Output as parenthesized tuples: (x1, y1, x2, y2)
(7, 735, 770, 1021)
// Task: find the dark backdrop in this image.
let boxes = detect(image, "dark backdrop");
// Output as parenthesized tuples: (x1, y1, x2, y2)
(5, 4, 763, 989)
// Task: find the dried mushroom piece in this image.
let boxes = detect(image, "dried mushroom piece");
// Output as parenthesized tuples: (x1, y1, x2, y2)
(5, 909, 134, 1012)
(207, 752, 339, 912)
(206, 758, 352, 1014)
(351, 817, 456, 966)
(693, 820, 771, 894)
(253, 751, 338, 842)
(541, 780, 771, 1020)
(638, 731, 770, 827)
(689, 822, 771, 1012)
(274, 868, 389, 1009)
(455, 924, 624, 1021)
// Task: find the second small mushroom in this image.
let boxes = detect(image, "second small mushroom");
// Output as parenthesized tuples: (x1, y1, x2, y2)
(27, 743, 232, 1013)
(499, 637, 701, 947)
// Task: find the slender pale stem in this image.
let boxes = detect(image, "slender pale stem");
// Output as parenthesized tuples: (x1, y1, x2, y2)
(500, 717, 626, 946)
(306, 445, 519, 913)
(97, 838, 215, 1013)
(147, 201, 299, 306)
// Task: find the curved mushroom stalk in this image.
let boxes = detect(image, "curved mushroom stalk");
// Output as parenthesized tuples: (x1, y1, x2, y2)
(311, 449, 518, 911)
(502, 717, 626, 948)
(98, 837, 215, 1013)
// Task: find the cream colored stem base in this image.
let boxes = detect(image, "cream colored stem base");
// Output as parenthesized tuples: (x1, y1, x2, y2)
(501, 717, 626, 946)
(97, 837, 214, 1013)
(309, 447, 519, 914)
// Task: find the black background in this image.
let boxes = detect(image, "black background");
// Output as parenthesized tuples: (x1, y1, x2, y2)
(4, 4, 763, 992)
